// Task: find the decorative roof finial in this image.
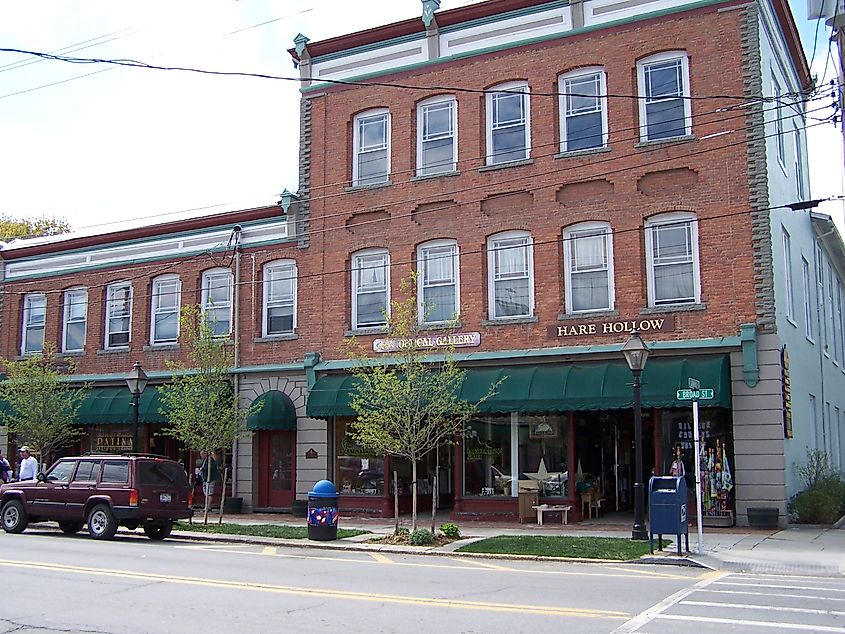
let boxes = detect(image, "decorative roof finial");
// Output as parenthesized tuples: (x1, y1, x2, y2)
(293, 33, 310, 57)
(279, 189, 293, 215)
(422, 0, 441, 28)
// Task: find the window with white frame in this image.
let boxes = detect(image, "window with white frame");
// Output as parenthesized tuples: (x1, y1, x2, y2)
(201, 268, 233, 337)
(828, 263, 837, 359)
(353, 109, 390, 186)
(62, 288, 87, 353)
(263, 260, 297, 336)
(773, 75, 785, 166)
(564, 222, 614, 313)
(417, 240, 459, 324)
(782, 228, 795, 322)
(803, 257, 814, 340)
(637, 52, 691, 142)
(486, 82, 530, 165)
(559, 68, 607, 152)
(839, 282, 845, 365)
(794, 124, 805, 198)
(150, 275, 181, 345)
(105, 282, 132, 348)
(834, 276, 842, 364)
(352, 249, 390, 328)
(645, 213, 700, 306)
(417, 97, 457, 176)
(818, 247, 828, 350)
(21, 293, 46, 355)
(488, 231, 534, 319)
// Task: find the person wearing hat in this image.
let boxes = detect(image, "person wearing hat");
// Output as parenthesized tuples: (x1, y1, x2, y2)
(17, 446, 38, 481)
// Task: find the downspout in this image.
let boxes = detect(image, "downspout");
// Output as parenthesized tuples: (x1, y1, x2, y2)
(232, 225, 243, 498)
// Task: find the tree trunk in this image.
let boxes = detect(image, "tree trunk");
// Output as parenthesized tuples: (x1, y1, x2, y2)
(411, 459, 418, 532)
(203, 455, 212, 525)
(393, 470, 399, 535)
(431, 445, 439, 535)
(217, 449, 227, 525)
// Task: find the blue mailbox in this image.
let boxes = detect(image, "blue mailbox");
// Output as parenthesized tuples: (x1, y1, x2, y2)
(648, 476, 689, 555)
(307, 479, 340, 541)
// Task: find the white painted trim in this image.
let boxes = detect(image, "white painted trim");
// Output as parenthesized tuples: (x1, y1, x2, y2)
(262, 260, 298, 337)
(644, 212, 701, 307)
(486, 230, 535, 320)
(351, 248, 391, 329)
(563, 221, 615, 313)
(558, 67, 608, 152)
(352, 108, 391, 186)
(150, 274, 181, 345)
(485, 81, 531, 166)
(201, 268, 234, 337)
(61, 287, 88, 354)
(636, 51, 691, 142)
(104, 281, 132, 350)
(416, 96, 458, 176)
(416, 239, 460, 325)
(21, 292, 46, 356)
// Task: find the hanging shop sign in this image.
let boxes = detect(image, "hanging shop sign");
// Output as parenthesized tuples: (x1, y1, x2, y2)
(95, 433, 133, 454)
(547, 315, 676, 338)
(782, 346, 793, 439)
(373, 332, 481, 353)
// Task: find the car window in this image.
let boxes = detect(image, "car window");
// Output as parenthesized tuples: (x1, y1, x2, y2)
(47, 461, 74, 483)
(101, 461, 129, 483)
(138, 460, 188, 487)
(72, 460, 101, 482)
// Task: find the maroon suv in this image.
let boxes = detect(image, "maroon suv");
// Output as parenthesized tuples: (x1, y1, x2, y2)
(0, 454, 193, 540)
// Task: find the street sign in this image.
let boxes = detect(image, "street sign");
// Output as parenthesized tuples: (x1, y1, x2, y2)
(676, 388, 714, 400)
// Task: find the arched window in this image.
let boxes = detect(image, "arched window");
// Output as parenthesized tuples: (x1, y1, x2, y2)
(417, 96, 457, 176)
(201, 268, 233, 337)
(637, 52, 691, 141)
(263, 260, 297, 336)
(563, 222, 614, 313)
(150, 275, 181, 344)
(559, 67, 607, 152)
(417, 240, 459, 324)
(351, 249, 390, 329)
(487, 231, 534, 319)
(486, 82, 530, 165)
(645, 212, 700, 306)
(21, 293, 46, 355)
(62, 287, 87, 353)
(353, 108, 390, 186)
(105, 282, 132, 349)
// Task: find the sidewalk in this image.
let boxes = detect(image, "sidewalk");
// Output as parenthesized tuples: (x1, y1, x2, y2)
(176, 510, 845, 575)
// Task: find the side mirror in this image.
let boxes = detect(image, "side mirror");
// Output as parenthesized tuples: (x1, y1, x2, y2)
(36, 472, 46, 482)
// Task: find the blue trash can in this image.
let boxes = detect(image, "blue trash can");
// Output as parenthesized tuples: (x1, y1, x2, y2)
(648, 476, 689, 554)
(307, 480, 339, 541)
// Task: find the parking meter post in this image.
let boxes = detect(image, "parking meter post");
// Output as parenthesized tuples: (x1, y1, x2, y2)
(693, 399, 704, 554)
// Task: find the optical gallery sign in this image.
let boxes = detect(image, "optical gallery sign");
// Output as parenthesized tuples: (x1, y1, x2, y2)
(547, 315, 675, 338)
(373, 332, 481, 353)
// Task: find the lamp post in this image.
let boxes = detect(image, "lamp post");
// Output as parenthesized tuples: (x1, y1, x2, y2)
(622, 329, 650, 541)
(125, 362, 149, 453)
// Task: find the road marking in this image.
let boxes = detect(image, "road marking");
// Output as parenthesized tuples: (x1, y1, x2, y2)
(369, 553, 393, 564)
(605, 565, 688, 579)
(656, 614, 845, 631)
(714, 581, 845, 593)
(451, 557, 513, 571)
(611, 570, 727, 634)
(701, 589, 845, 602)
(0, 558, 630, 620)
(682, 600, 845, 616)
(261, 547, 277, 556)
(177, 543, 253, 550)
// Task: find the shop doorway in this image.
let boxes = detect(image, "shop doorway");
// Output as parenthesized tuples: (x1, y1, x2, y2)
(258, 430, 296, 508)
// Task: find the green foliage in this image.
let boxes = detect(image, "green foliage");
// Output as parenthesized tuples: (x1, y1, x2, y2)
(409, 528, 434, 545)
(175, 522, 368, 539)
(439, 523, 461, 539)
(789, 449, 845, 524)
(394, 526, 410, 537)
(0, 345, 86, 460)
(457, 536, 654, 560)
(0, 215, 70, 241)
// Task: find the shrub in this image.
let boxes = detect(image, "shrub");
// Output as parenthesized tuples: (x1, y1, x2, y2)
(795, 449, 839, 489)
(789, 485, 844, 524)
(439, 523, 461, 539)
(394, 527, 410, 538)
(409, 528, 433, 545)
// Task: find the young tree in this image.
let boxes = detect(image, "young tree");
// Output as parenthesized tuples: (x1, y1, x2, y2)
(346, 275, 498, 532)
(0, 346, 86, 468)
(157, 306, 260, 524)
(0, 215, 70, 241)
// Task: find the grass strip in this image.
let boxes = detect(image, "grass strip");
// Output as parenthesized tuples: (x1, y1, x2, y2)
(174, 522, 368, 540)
(456, 535, 655, 560)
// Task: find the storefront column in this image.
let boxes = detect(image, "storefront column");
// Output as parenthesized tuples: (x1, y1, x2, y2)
(568, 412, 577, 515)
(653, 409, 661, 475)
(382, 454, 394, 517)
(452, 441, 463, 513)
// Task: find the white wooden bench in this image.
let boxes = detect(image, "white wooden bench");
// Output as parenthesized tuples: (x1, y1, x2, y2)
(532, 504, 572, 525)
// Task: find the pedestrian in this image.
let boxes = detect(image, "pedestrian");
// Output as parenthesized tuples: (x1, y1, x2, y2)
(17, 446, 38, 481)
(199, 450, 221, 500)
(0, 450, 10, 483)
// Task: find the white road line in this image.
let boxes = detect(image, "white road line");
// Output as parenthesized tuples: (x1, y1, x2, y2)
(701, 588, 845, 602)
(736, 573, 845, 583)
(713, 581, 845, 593)
(656, 614, 845, 631)
(682, 599, 845, 616)
(610, 570, 727, 634)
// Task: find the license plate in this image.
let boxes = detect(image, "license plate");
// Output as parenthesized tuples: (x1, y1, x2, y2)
(159, 493, 171, 503)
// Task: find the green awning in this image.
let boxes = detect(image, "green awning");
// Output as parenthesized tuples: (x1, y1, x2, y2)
(246, 390, 298, 431)
(305, 356, 731, 418)
(76, 386, 167, 425)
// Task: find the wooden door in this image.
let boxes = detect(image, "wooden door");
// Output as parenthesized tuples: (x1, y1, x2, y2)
(258, 431, 296, 508)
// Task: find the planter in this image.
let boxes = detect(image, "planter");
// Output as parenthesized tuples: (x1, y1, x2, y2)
(223, 497, 243, 514)
(747, 506, 779, 529)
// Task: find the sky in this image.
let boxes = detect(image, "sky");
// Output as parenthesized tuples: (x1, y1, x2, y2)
(0, 0, 842, 238)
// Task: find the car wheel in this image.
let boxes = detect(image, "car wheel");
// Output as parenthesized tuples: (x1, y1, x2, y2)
(58, 521, 84, 535)
(143, 522, 173, 541)
(87, 504, 118, 540)
(1, 500, 28, 534)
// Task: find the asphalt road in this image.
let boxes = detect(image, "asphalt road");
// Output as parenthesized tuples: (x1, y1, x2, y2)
(0, 527, 843, 633)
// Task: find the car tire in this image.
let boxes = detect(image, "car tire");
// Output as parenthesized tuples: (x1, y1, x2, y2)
(143, 522, 173, 541)
(1, 500, 28, 534)
(58, 521, 84, 535)
(87, 504, 118, 540)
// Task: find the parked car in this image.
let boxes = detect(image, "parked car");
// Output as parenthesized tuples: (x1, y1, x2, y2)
(0, 454, 193, 540)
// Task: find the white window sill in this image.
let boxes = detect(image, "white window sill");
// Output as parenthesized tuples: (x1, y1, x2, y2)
(635, 134, 696, 148)
(60, 350, 85, 357)
(807, 336, 816, 345)
(345, 326, 389, 337)
(640, 303, 706, 314)
(555, 146, 611, 160)
(478, 158, 534, 172)
(418, 322, 463, 331)
(254, 334, 298, 342)
(345, 180, 393, 192)
(481, 316, 539, 326)
(557, 309, 618, 321)
(97, 347, 130, 355)
(143, 343, 180, 351)
(786, 317, 798, 328)
(412, 170, 460, 182)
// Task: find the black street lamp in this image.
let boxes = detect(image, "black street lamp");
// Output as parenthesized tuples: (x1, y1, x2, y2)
(125, 361, 149, 453)
(622, 329, 650, 541)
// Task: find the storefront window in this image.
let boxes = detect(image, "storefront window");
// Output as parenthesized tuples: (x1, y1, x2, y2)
(464, 415, 512, 496)
(336, 420, 385, 496)
(519, 415, 568, 497)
